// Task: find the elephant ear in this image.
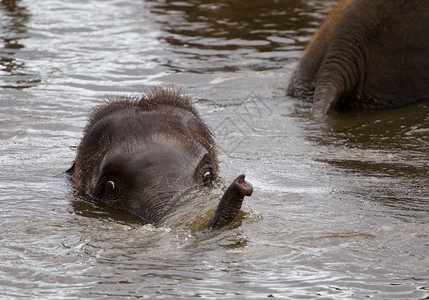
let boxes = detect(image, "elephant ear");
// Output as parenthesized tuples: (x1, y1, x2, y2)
(203, 175, 253, 232)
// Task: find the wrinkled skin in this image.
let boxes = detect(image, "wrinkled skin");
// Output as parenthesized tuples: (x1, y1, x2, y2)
(287, 0, 429, 117)
(68, 87, 252, 230)
(204, 174, 253, 232)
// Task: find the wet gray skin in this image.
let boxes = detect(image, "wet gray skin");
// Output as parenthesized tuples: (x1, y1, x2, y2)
(68, 88, 252, 230)
(204, 174, 253, 232)
(287, 0, 429, 117)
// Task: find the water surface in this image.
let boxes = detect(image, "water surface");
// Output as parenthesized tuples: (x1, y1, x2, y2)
(1, 0, 428, 299)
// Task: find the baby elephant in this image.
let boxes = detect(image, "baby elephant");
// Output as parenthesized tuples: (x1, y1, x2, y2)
(68, 87, 252, 231)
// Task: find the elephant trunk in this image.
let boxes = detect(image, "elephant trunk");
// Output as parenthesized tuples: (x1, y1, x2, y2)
(203, 174, 253, 232)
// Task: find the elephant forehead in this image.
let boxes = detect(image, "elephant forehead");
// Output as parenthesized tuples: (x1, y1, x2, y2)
(101, 142, 205, 180)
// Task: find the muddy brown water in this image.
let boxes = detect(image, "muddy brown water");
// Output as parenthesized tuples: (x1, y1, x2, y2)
(1, 0, 428, 299)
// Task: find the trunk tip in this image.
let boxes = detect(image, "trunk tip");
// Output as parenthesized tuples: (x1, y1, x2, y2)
(234, 174, 253, 197)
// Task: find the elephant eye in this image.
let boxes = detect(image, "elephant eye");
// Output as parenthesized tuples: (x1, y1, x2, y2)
(195, 154, 216, 185)
(202, 170, 213, 185)
(106, 180, 116, 192)
(97, 179, 121, 201)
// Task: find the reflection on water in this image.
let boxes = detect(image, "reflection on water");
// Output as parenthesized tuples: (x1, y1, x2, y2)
(308, 103, 429, 221)
(0, 0, 40, 88)
(0, 0, 428, 299)
(150, 0, 333, 73)
(325, 103, 429, 151)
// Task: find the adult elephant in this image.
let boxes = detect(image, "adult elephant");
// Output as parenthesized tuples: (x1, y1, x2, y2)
(287, 0, 429, 117)
(67, 87, 253, 232)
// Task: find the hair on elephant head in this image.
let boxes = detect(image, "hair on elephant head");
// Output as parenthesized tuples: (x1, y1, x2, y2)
(68, 87, 252, 231)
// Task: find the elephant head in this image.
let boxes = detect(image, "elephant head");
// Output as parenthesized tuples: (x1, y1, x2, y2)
(68, 87, 252, 230)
